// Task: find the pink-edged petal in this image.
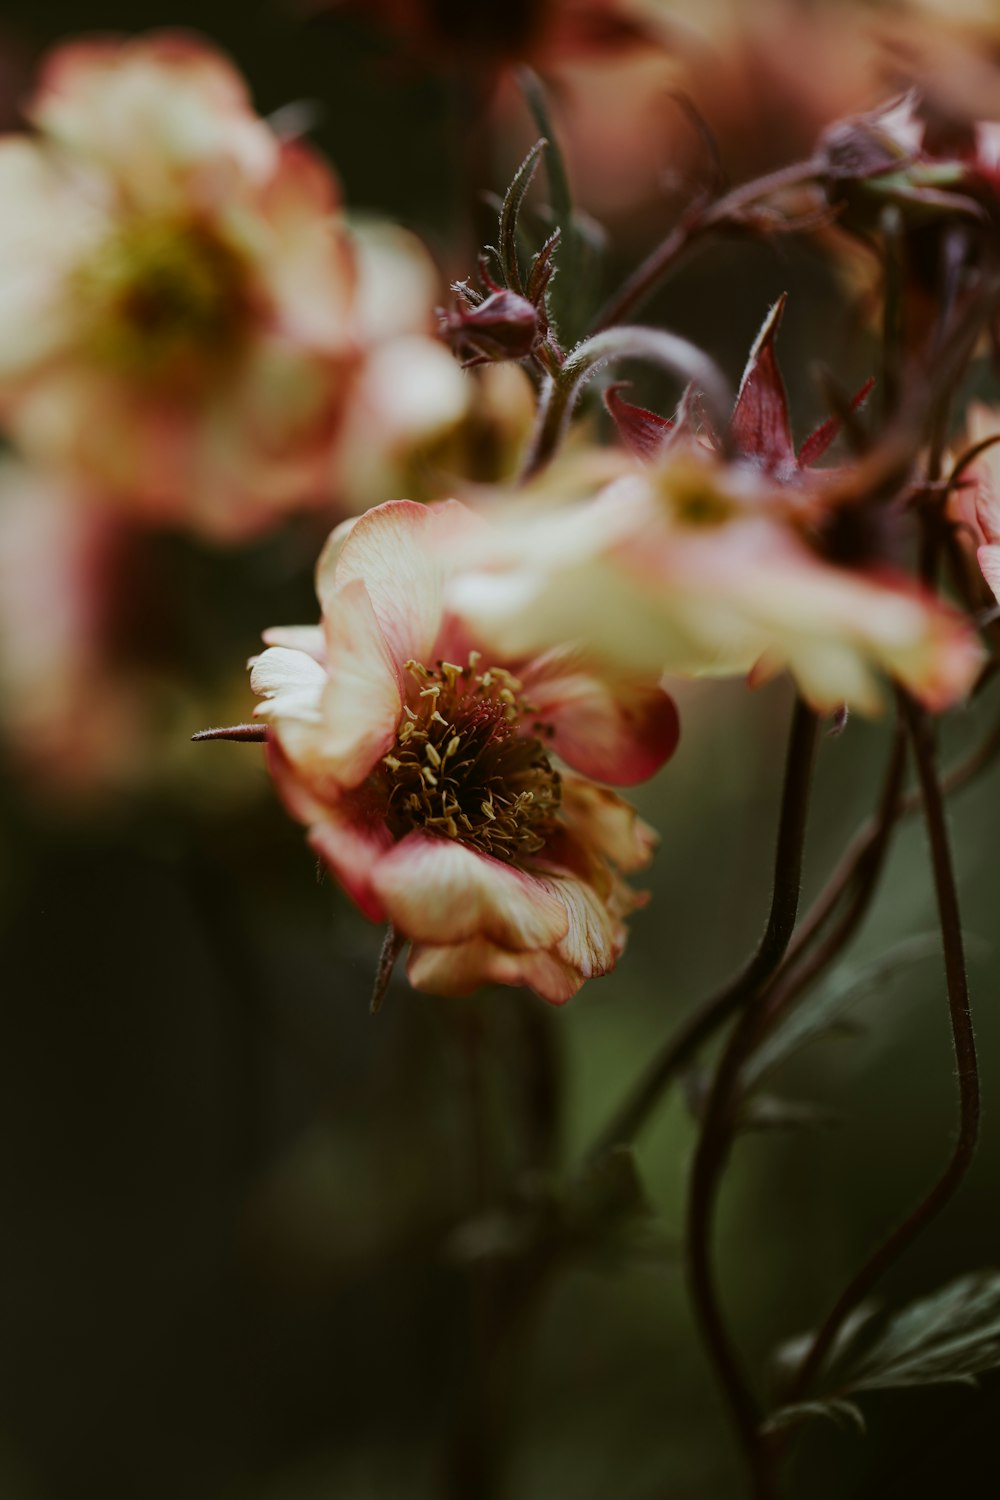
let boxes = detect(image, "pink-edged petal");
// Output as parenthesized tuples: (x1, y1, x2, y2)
(253, 584, 403, 790)
(518, 647, 679, 786)
(318, 499, 445, 670)
(730, 295, 797, 475)
(978, 543, 1000, 605)
(604, 383, 673, 460)
(371, 832, 569, 951)
(318, 577, 404, 788)
(307, 809, 393, 923)
(559, 775, 658, 873)
(531, 873, 624, 978)
(407, 939, 584, 1005)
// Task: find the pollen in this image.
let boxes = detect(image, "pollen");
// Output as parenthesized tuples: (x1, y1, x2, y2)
(378, 654, 561, 863)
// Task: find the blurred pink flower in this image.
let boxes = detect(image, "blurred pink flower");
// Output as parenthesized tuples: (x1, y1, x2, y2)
(448, 306, 982, 716)
(242, 498, 679, 1004)
(0, 32, 357, 539)
(0, 463, 145, 791)
(960, 404, 1000, 604)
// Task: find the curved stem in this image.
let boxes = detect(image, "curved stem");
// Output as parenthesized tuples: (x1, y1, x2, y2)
(587, 696, 1000, 1159)
(786, 693, 980, 1404)
(685, 698, 819, 1496)
(761, 727, 907, 1021)
(520, 325, 732, 482)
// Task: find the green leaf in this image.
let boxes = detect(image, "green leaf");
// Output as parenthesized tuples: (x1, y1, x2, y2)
(516, 69, 607, 342)
(849, 1270, 1000, 1393)
(762, 1398, 866, 1438)
(518, 70, 573, 252)
(742, 934, 941, 1093)
(767, 1270, 1000, 1441)
(737, 1094, 840, 1133)
(499, 138, 547, 296)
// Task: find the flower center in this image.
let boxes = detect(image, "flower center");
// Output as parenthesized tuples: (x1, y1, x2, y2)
(76, 218, 253, 385)
(380, 655, 560, 863)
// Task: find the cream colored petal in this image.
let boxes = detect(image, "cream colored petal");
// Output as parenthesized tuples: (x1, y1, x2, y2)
(319, 499, 445, 670)
(371, 833, 569, 951)
(253, 583, 403, 791)
(532, 873, 624, 979)
(317, 578, 404, 789)
(979, 544, 1000, 605)
(261, 624, 326, 662)
(559, 775, 658, 873)
(407, 938, 583, 1005)
(250, 643, 326, 701)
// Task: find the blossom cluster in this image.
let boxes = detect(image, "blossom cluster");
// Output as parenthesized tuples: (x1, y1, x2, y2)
(3, 8, 1000, 1008)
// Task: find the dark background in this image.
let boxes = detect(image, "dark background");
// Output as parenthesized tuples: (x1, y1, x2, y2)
(2, 3, 1000, 1497)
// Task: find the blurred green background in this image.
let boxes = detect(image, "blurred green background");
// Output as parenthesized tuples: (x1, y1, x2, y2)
(3, 3, 1000, 1497)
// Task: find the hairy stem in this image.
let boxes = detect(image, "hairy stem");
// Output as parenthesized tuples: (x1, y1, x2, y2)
(786, 694, 980, 1404)
(520, 325, 731, 481)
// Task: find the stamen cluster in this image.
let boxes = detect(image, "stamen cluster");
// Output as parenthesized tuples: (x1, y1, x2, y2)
(380, 654, 561, 862)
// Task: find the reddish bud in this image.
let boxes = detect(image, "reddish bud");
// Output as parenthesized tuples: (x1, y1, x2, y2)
(440, 287, 542, 366)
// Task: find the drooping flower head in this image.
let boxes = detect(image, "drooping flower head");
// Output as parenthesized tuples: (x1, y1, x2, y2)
(213, 499, 679, 1004)
(449, 301, 982, 715)
(0, 32, 357, 538)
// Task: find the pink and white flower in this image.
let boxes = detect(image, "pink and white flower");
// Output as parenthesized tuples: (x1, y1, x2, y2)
(447, 306, 982, 716)
(0, 32, 357, 538)
(959, 403, 1000, 605)
(233, 499, 679, 1004)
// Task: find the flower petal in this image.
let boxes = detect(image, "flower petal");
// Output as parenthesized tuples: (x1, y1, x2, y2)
(729, 295, 797, 476)
(519, 647, 679, 785)
(978, 543, 1000, 605)
(261, 624, 326, 662)
(253, 581, 403, 790)
(532, 873, 624, 978)
(318, 499, 445, 670)
(408, 938, 583, 1005)
(371, 832, 569, 950)
(559, 775, 658, 872)
(307, 808, 393, 923)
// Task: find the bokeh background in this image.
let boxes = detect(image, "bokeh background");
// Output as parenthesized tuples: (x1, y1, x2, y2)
(2, 2, 1000, 1497)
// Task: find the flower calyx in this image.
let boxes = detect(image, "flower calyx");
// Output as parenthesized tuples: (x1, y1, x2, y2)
(440, 138, 563, 371)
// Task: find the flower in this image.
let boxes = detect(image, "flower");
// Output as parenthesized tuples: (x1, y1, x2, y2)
(448, 305, 982, 715)
(0, 32, 357, 538)
(230, 499, 679, 1004)
(958, 403, 1000, 605)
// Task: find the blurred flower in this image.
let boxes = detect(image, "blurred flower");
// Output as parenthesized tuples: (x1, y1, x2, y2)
(448, 304, 982, 715)
(0, 32, 357, 539)
(308, 0, 663, 87)
(239, 499, 679, 1003)
(958, 404, 1000, 605)
(0, 463, 152, 793)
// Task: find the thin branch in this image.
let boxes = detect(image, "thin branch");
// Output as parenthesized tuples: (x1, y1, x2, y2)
(684, 698, 819, 1496)
(591, 159, 821, 332)
(587, 695, 1000, 1160)
(785, 693, 980, 1404)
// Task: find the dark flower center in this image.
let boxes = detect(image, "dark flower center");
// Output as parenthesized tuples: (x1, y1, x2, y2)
(77, 217, 253, 384)
(380, 655, 560, 862)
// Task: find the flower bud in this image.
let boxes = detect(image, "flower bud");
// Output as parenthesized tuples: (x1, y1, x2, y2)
(440, 287, 543, 366)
